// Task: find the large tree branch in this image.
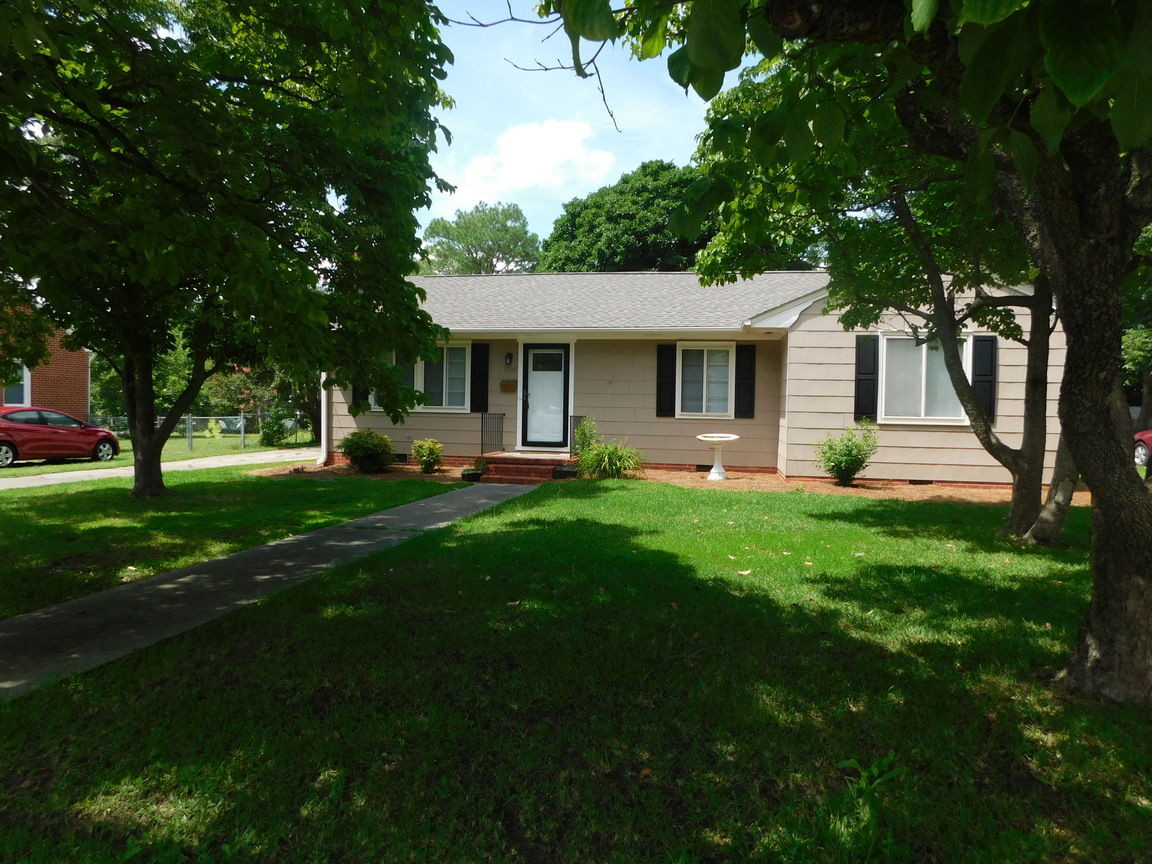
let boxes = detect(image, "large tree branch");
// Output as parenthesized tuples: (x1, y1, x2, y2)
(767, 0, 905, 43)
(889, 186, 1020, 468)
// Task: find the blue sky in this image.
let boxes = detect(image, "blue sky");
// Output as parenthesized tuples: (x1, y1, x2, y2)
(426, 2, 719, 239)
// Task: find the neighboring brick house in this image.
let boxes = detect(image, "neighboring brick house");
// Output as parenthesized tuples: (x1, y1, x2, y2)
(1, 328, 91, 420)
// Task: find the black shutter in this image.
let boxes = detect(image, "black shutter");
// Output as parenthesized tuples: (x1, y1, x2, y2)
(972, 334, 998, 422)
(656, 344, 676, 417)
(351, 386, 368, 411)
(854, 335, 879, 422)
(470, 342, 489, 413)
(734, 344, 756, 418)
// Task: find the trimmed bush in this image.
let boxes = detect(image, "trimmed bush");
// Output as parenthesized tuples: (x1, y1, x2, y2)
(816, 421, 879, 486)
(410, 438, 444, 474)
(338, 429, 395, 474)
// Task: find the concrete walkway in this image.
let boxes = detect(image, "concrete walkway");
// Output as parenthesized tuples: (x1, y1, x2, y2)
(0, 447, 319, 491)
(0, 482, 533, 698)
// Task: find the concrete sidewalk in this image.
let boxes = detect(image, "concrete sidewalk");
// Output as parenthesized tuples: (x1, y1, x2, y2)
(0, 447, 319, 491)
(0, 482, 533, 698)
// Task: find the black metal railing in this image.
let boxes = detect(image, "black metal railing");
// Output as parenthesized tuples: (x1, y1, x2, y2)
(568, 415, 586, 450)
(481, 412, 504, 455)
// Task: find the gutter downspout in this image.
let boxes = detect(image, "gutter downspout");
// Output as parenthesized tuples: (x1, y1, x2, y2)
(317, 372, 330, 466)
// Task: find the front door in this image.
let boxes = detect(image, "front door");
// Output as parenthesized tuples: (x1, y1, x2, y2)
(522, 344, 569, 448)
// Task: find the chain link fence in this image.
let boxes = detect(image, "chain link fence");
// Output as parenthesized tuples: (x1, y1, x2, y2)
(89, 413, 308, 452)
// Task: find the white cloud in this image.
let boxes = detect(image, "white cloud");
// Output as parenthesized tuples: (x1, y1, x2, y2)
(434, 119, 616, 217)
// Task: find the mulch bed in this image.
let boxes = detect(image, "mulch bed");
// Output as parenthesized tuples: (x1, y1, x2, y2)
(252, 461, 1093, 507)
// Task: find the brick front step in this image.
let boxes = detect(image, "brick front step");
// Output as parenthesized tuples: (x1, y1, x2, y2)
(477, 452, 575, 484)
(478, 473, 553, 485)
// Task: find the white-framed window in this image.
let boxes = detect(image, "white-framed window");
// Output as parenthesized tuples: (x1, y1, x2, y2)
(676, 342, 735, 419)
(2, 366, 31, 407)
(372, 343, 471, 413)
(879, 335, 968, 423)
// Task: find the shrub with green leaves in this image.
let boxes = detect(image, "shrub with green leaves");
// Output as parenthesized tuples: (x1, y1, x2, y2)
(338, 429, 395, 474)
(572, 416, 600, 456)
(259, 403, 294, 447)
(410, 438, 444, 474)
(816, 421, 879, 486)
(578, 441, 644, 479)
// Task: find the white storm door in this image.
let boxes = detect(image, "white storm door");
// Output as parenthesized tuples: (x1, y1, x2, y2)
(523, 346, 568, 447)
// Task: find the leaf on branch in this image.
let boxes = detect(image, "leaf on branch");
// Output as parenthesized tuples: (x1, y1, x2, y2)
(958, 0, 1026, 27)
(1039, 0, 1123, 107)
(685, 0, 746, 72)
(692, 68, 726, 101)
(910, 0, 940, 34)
(560, 0, 619, 41)
(746, 12, 782, 60)
(1110, 73, 1152, 151)
(811, 102, 847, 150)
(1029, 85, 1073, 155)
(958, 13, 1041, 122)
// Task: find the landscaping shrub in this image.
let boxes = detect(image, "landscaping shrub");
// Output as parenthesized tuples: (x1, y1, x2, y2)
(259, 403, 294, 447)
(572, 416, 599, 456)
(338, 429, 395, 473)
(410, 438, 444, 474)
(578, 441, 644, 479)
(816, 421, 879, 486)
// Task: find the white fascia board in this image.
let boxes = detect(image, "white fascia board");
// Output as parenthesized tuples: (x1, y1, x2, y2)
(745, 289, 829, 330)
(442, 328, 768, 341)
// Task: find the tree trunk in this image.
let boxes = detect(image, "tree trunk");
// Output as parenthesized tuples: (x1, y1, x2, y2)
(119, 344, 215, 498)
(122, 353, 169, 498)
(1024, 434, 1077, 545)
(1002, 455, 1045, 536)
(1052, 266, 1152, 705)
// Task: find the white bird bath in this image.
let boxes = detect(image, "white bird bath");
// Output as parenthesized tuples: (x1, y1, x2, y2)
(696, 433, 740, 481)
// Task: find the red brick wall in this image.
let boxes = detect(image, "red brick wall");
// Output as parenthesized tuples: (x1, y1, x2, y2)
(1, 330, 90, 420)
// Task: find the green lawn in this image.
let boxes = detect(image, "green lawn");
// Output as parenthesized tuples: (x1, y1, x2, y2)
(0, 436, 308, 478)
(2, 480, 1149, 863)
(0, 465, 461, 617)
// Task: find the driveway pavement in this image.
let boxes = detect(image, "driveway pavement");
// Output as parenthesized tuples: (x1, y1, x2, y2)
(0, 447, 319, 491)
(0, 482, 534, 698)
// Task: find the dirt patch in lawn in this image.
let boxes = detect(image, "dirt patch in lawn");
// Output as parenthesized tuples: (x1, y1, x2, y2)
(638, 467, 1093, 507)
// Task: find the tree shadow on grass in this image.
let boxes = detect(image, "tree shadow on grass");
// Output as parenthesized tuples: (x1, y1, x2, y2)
(0, 475, 463, 618)
(0, 508, 1148, 864)
(804, 495, 1092, 559)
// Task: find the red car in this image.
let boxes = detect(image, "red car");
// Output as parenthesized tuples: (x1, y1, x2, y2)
(1135, 429, 1152, 467)
(0, 407, 120, 468)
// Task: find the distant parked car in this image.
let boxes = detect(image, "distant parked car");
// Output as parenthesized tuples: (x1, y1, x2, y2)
(1134, 429, 1152, 466)
(0, 407, 121, 468)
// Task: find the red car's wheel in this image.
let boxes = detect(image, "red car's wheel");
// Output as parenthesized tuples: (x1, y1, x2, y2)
(1135, 441, 1150, 467)
(92, 440, 116, 462)
(0, 442, 15, 468)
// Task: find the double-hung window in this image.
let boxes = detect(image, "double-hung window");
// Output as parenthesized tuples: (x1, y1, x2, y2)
(374, 344, 470, 412)
(879, 336, 967, 423)
(676, 342, 734, 419)
(2, 366, 30, 407)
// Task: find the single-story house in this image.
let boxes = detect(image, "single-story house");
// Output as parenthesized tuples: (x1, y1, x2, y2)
(319, 271, 1064, 484)
(1, 327, 91, 420)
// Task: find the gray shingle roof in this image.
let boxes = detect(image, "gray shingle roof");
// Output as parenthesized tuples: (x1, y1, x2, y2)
(410, 271, 829, 332)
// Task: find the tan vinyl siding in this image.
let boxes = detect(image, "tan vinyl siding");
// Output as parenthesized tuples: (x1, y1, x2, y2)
(781, 300, 1065, 483)
(330, 338, 786, 469)
(573, 339, 783, 468)
(331, 339, 519, 458)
